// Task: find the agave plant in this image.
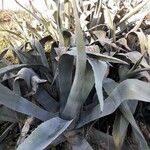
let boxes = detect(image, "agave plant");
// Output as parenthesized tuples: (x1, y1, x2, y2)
(0, 0, 150, 149)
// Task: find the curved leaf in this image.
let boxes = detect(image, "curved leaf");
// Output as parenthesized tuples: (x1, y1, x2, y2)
(88, 58, 108, 111)
(120, 102, 149, 150)
(103, 78, 149, 149)
(0, 64, 28, 77)
(0, 83, 55, 121)
(61, 0, 86, 119)
(58, 54, 74, 113)
(77, 79, 150, 128)
(34, 87, 59, 112)
(17, 117, 73, 150)
(67, 48, 128, 64)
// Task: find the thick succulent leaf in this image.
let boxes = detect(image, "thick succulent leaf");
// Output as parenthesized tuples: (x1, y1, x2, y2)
(34, 87, 59, 112)
(81, 62, 95, 104)
(14, 68, 47, 95)
(88, 58, 108, 111)
(0, 64, 28, 77)
(103, 78, 118, 93)
(29, 39, 49, 68)
(12, 46, 42, 65)
(127, 54, 145, 72)
(113, 101, 142, 149)
(58, 54, 74, 112)
(61, 0, 86, 119)
(121, 55, 147, 81)
(17, 117, 73, 150)
(61, 60, 95, 120)
(50, 43, 59, 87)
(0, 83, 55, 121)
(87, 51, 127, 65)
(15, 68, 38, 89)
(103, 78, 130, 148)
(103, 79, 148, 149)
(120, 102, 149, 149)
(77, 79, 150, 128)
(67, 48, 127, 64)
(13, 79, 21, 95)
(113, 113, 129, 149)
(103, 79, 139, 149)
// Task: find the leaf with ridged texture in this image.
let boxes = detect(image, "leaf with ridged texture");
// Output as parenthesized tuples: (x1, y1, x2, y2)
(0, 83, 55, 121)
(77, 79, 150, 128)
(61, 60, 94, 120)
(58, 54, 74, 113)
(29, 39, 49, 68)
(61, 0, 86, 119)
(17, 117, 72, 150)
(88, 58, 108, 111)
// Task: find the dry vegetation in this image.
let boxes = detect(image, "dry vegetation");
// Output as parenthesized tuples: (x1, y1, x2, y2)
(0, 0, 150, 149)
